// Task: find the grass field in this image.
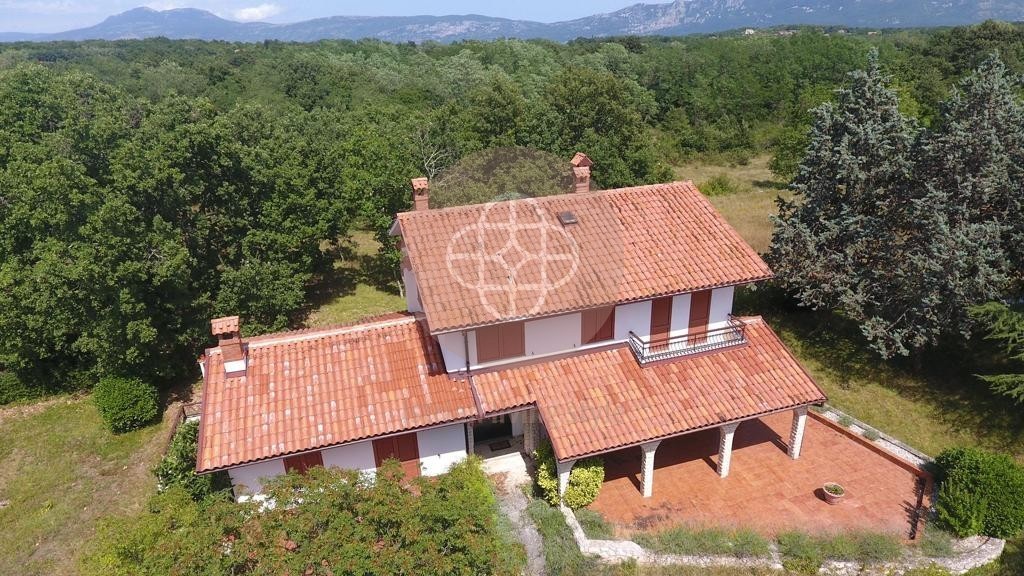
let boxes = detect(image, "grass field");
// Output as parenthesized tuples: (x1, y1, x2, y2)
(0, 396, 172, 575)
(306, 229, 406, 327)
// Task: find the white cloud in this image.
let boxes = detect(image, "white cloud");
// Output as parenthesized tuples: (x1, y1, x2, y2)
(232, 2, 279, 22)
(145, 1, 184, 10)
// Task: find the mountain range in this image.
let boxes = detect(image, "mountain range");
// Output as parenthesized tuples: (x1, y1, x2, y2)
(2, 1, 1023, 43)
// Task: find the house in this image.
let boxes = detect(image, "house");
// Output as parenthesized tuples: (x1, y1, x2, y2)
(195, 153, 826, 500)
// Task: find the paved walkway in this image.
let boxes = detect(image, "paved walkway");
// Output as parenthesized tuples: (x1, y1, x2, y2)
(590, 412, 927, 538)
(483, 452, 546, 576)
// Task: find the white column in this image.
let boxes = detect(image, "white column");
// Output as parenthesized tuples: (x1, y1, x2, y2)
(640, 440, 661, 498)
(556, 459, 577, 497)
(466, 423, 475, 455)
(718, 422, 740, 478)
(789, 406, 808, 460)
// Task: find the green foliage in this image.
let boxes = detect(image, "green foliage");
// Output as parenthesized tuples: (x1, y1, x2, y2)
(903, 566, 954, 576)
(153, 420, 229, 501)
(698, 174, 746, 196)
(863, 428, 881, 441)
(534, 441, 605, 509)
(970, 302, 1024, 403)
(838, 414, 855, 428)
(634, 525, 771, 558)
(526, 497, 606, 576)
(92, 376, 159, 433)
(575, 508, 615, 540)
(82, 458, 525, 576)
(935, 447, 1024, 538)
(769, 50, 1013, 359)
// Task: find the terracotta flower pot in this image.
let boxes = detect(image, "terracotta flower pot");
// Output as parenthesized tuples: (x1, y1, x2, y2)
(823, 482, 845, 505)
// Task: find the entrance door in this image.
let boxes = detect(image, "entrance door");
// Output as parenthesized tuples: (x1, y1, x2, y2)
(372, 432, 421, 478)
(474, 414, 513, 443)
(649, 296, 673, 350)
(688, 290, 712, 345)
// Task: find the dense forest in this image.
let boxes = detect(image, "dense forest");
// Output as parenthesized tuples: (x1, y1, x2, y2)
(3, 21, 1024, 400)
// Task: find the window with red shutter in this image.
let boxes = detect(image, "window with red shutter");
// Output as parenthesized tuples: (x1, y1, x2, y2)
(581, 306, 615, 344)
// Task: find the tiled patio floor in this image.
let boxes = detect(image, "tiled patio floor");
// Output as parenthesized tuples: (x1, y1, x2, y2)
(589, 412, 928, 538)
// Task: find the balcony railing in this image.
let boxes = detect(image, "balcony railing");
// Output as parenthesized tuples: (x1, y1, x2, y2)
(627, 317, 747, 364)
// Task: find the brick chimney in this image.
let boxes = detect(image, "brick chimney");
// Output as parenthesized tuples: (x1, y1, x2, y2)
(570, 152, 593, 193)
(211, 315, 247, 378)
(411, 177, 430, 210)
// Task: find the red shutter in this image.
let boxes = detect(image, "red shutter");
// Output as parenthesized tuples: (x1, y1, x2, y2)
(582, 306, 615, 344)
(476, 322, 524, 363)
(372, 432, 421, 479)
(688, 290, 712, 345)
(650, 297, 673, 348)
(284, 450, 323, 475)
(476, 324, 501, 363)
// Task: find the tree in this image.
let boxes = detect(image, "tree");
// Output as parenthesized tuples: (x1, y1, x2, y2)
(770, 50, 932, 357)
(969, 302, 1024, 403)
(916, 54, 1024, 283)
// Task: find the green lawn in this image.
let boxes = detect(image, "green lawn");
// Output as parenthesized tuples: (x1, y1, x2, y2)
(306, 229, 406, 327)
(0, 396, 169, 575)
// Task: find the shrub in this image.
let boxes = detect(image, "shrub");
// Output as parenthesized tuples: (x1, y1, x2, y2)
(837, 414, 855, 427)
(93, 376, 159, 433)
(777, 531, 900, 572)
(935, 447, 1024, 538)
(534, 441, 605, 509)
(698, 174, 744, 196)
(153, 420, 230, 501)
(863, 428, 881, 441)
(936, 476, 986, 537)
(777, 531, 823, 575)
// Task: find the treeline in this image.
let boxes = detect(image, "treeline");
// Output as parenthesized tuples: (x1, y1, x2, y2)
(3, 22, 1024, 400)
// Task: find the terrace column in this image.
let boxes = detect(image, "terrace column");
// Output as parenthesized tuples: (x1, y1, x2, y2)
(640, 440, 662, 498)
(466, 423, 475, 455)
(556, 459, 577, 497)
(788, 406, 809, 460)
(718, 422, 740, 478)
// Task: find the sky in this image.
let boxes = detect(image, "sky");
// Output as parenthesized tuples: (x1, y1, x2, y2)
(0, 1, 659, 33)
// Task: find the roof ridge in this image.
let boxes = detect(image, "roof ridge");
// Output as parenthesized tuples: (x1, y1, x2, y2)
(395, 180, 699, 220)
(245, 314, 419, 349)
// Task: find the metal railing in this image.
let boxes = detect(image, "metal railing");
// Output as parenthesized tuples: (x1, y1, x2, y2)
(627, 317, 747, 364)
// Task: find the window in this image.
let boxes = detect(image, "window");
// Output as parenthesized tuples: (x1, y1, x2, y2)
(283, 450, 323, 475)
(476, 321, 525, 363)
(581, 306, 615, 344)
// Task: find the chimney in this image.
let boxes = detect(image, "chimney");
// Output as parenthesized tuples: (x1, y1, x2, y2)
(570, 152, 593, 193)
(211, 315, 247, 378)
(411, 177, 430, 211)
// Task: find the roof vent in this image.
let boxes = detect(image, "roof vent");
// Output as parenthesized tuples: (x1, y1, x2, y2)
(557, 211, 578, 226)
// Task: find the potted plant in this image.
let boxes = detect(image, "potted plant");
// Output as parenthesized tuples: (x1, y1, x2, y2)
(823, 482, 845, 505)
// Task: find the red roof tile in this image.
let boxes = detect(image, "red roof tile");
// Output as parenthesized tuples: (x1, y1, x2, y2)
(473, 317, 826, 461)
(196, 314, 476, 473)
(396, 181, 772, 333)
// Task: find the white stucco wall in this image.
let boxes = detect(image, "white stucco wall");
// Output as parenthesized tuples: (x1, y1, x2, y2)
(525, 312, 582, 356)
(322, 440, 377, 475)
(401, 247, 422, 314)
(510, 411, 524, 436)
(228, 459, 284, 497)
(614, 299, 653, 340)
(709, 286, 735, 329)
(416, 424, 468, 476)
(437, 331, 467, 372)
(669, 293, 692, 339)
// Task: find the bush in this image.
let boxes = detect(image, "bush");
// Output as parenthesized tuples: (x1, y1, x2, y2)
(93, 376, 159, 433)
(776, 531, 901, 573)
(153, 420, 230, 501)
(697, 174, 745, 197)
(575, 508, 615, 539)
(777, 531, 823, 575)
(935, 447, 1024, 538)
(863, 428, 881, 441)
(534, 441, 605, 509)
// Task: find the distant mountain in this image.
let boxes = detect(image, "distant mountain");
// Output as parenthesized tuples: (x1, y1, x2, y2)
(2, 1, 1024, 43)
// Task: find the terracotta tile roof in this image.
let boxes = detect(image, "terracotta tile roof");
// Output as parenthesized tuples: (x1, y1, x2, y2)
(474, 317, 826, 461)
(395, 181, 772, 333)
(196, 314, 476, 473)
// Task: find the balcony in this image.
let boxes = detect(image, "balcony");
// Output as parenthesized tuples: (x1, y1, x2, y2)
(627, 317, 747, 364)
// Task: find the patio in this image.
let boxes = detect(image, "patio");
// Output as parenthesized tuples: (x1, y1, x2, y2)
(588, 411, 930, 538)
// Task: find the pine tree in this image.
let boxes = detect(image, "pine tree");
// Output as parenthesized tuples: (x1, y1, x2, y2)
(918, 54, 1024, 283)
(769, 50, 927, 358)
(970, 302, 1024, 403)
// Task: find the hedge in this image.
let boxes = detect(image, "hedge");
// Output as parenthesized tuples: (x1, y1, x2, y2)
(534, 441, 604, 509)
(153, 420, 230, 501)
(93, 376, 159, 433)
(935, 446, 1024, 539)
